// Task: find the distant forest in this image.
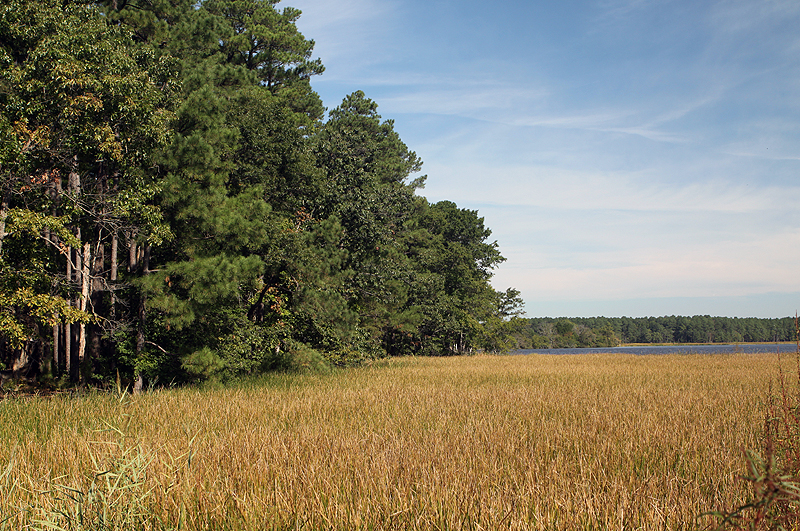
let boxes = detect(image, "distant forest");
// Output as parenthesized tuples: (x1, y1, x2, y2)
(512, 316, 797, 349)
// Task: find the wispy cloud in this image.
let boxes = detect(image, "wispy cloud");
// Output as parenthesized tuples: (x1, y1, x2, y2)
(425, 160, 799, 214)
(380, 86, 550, 119)
(287, 0, 400, 66)
(288, 0, 800, 317)
(710, 0, 800, 35)
(382, 80, 712, 147)
(593, 0, 672, 25)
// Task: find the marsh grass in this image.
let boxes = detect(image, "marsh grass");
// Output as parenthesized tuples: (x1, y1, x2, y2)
(706, 353, 800, 530)
(0, 354, 788, 530)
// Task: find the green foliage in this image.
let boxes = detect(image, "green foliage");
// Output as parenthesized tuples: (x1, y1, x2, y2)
(181, 347, 226, 380)
(217, 316, 290, 375)
(0, 0, 522, 384)
(0, 285, 89, 349)
(1, 0, 174, 170)
(0, 0, 177, 382)
(477, 316, 524, 354)
(3, 209, 79, 248)
(0, 210, 88, 351)
(202, 1, 323, 83)
(555, 319, 574, 337)
(391, 199, 509, 356)
(313, 91, 422, 301)
(595, 323, 621, 347)
(284, 341, 331, 373)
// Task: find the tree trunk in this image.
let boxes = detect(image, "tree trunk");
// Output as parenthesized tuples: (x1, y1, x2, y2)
(64, 324, 71, 378)
(110, 232, 118, 281)
(110, 232, 118, 319)
(40, 335, 51, 378)
(92, 233, 104, 295)
(142, 243, 150, 274)
(74, 228, 82, 279)
(89, 231, 105, 363)
(65, 246, 72, 379)
(0, 188, 9, 260)
(133, 244, 151, 394)
(78, 241, 90, 381)
(128, 230, 138, 273)
(53, 320, 60, 374)
(134, 291, 146, 393)
(50, 173, 62, 376)
(12, 344, 29, 379)
(68, 229, 83, 381)
(68, 159, 80, 194)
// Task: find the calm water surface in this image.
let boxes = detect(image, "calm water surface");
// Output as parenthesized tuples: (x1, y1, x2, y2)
(513, 344, 798, 355)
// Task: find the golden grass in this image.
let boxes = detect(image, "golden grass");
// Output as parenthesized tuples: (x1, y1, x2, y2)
(0, 353, 789, 530)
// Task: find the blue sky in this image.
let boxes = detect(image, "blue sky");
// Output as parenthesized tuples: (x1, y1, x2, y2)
(287, 0, 800, 318)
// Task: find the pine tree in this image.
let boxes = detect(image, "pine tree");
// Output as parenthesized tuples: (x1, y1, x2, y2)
(125, 0, 327, 381)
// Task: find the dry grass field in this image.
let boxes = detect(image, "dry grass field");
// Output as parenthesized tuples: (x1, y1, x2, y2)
(0, 353, 791, 530)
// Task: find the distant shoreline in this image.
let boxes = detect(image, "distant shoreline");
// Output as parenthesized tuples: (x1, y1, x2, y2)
(513, 343, 798, 355)
(619, 341, 797, 347)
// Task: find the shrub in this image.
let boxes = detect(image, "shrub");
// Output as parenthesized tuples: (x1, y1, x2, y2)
(217, 317, 291, 376)
(181, 347, 226, 380)
(285, 341, 331, 373)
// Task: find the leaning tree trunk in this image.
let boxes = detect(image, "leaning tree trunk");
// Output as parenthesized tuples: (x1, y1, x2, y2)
(66, 159, 82, 381)
(48, 173, 63, 376)
(70, 228, 83, 382)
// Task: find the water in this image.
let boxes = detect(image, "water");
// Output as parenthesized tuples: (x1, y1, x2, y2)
(512, 343, 798, 356)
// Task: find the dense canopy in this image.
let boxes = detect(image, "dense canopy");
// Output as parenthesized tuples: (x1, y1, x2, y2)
(0, 0, 521, 385)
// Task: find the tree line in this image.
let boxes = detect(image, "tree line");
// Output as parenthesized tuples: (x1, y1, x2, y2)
(0, 0, 523, 386)
(512, 316, 796, 349)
